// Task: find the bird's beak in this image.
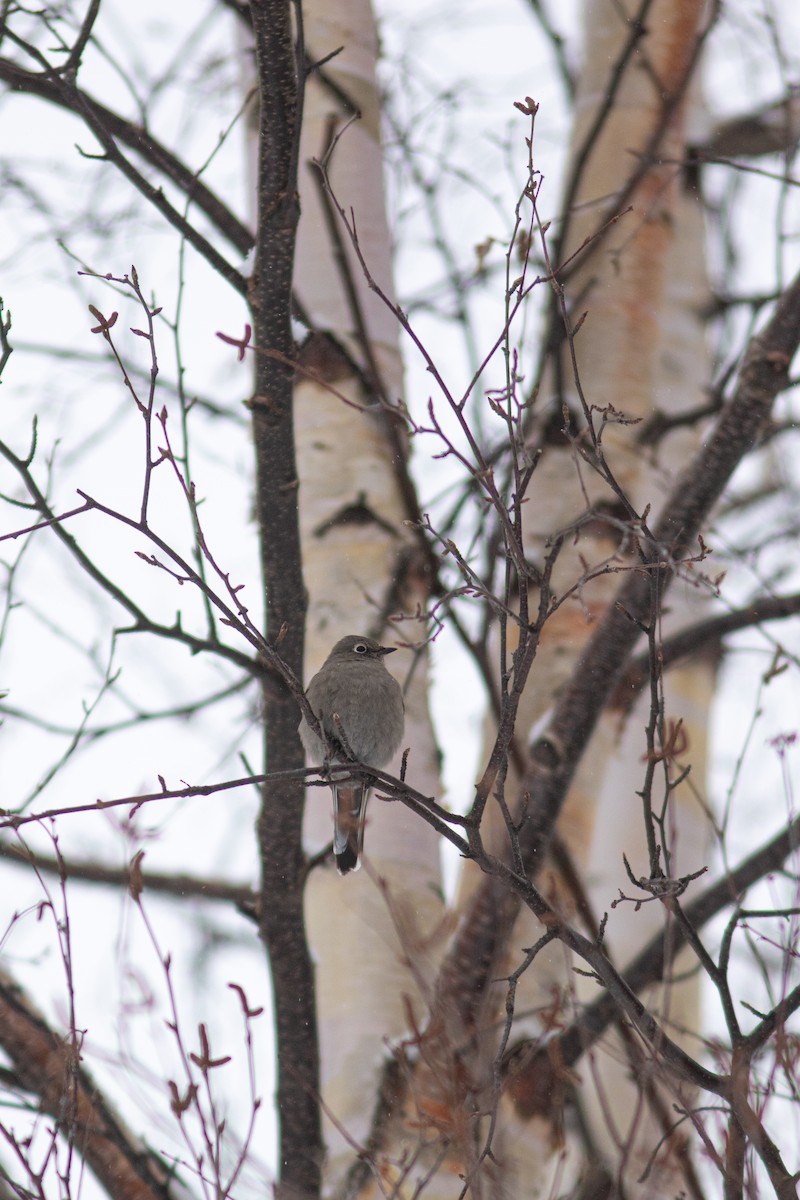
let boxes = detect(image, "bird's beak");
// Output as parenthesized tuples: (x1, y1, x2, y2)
(378, 647, 396, 656)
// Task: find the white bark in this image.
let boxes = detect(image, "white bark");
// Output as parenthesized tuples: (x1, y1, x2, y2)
(292, 0, 445, 1189)
(241, 0, 717, 1192)
(461, 2, 716, 1194)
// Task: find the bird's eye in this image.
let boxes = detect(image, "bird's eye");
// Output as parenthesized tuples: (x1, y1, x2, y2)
(354, 643, 368, 654)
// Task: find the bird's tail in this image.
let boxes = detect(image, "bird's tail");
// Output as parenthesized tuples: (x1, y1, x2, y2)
(333, 784, 369, 874)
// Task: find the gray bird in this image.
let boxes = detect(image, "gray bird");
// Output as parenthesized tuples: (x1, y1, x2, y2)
(299, 634, 405, 874)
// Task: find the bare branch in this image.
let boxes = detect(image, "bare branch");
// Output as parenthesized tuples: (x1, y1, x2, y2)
(0, 968, 179, 1200)
(0, 841, 257, 907)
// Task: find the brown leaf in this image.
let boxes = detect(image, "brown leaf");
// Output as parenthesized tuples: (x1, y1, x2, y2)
(128, 850, 145, 902)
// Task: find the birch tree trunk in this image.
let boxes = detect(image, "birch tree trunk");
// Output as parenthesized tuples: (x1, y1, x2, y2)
(452, 1, 716, 1195)
(291, 0, 720, 1194)
(291, 1, 446, 1190)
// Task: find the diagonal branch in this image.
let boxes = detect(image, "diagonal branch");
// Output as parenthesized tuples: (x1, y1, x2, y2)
(438, 262, 800, 1046)
(505, 811, 800, 1109)
(0, 439, 264, 678)
(0, 841, 257, 907)
(0, 968, 182, 1200)
(0, 39, 246, 293)
(616, 589, 800, 705)
(0, 54, 254, 259)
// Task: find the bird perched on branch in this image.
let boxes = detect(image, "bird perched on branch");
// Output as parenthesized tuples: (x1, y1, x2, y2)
(297, 633, 402, 878)
(299, 634, 405, 874)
